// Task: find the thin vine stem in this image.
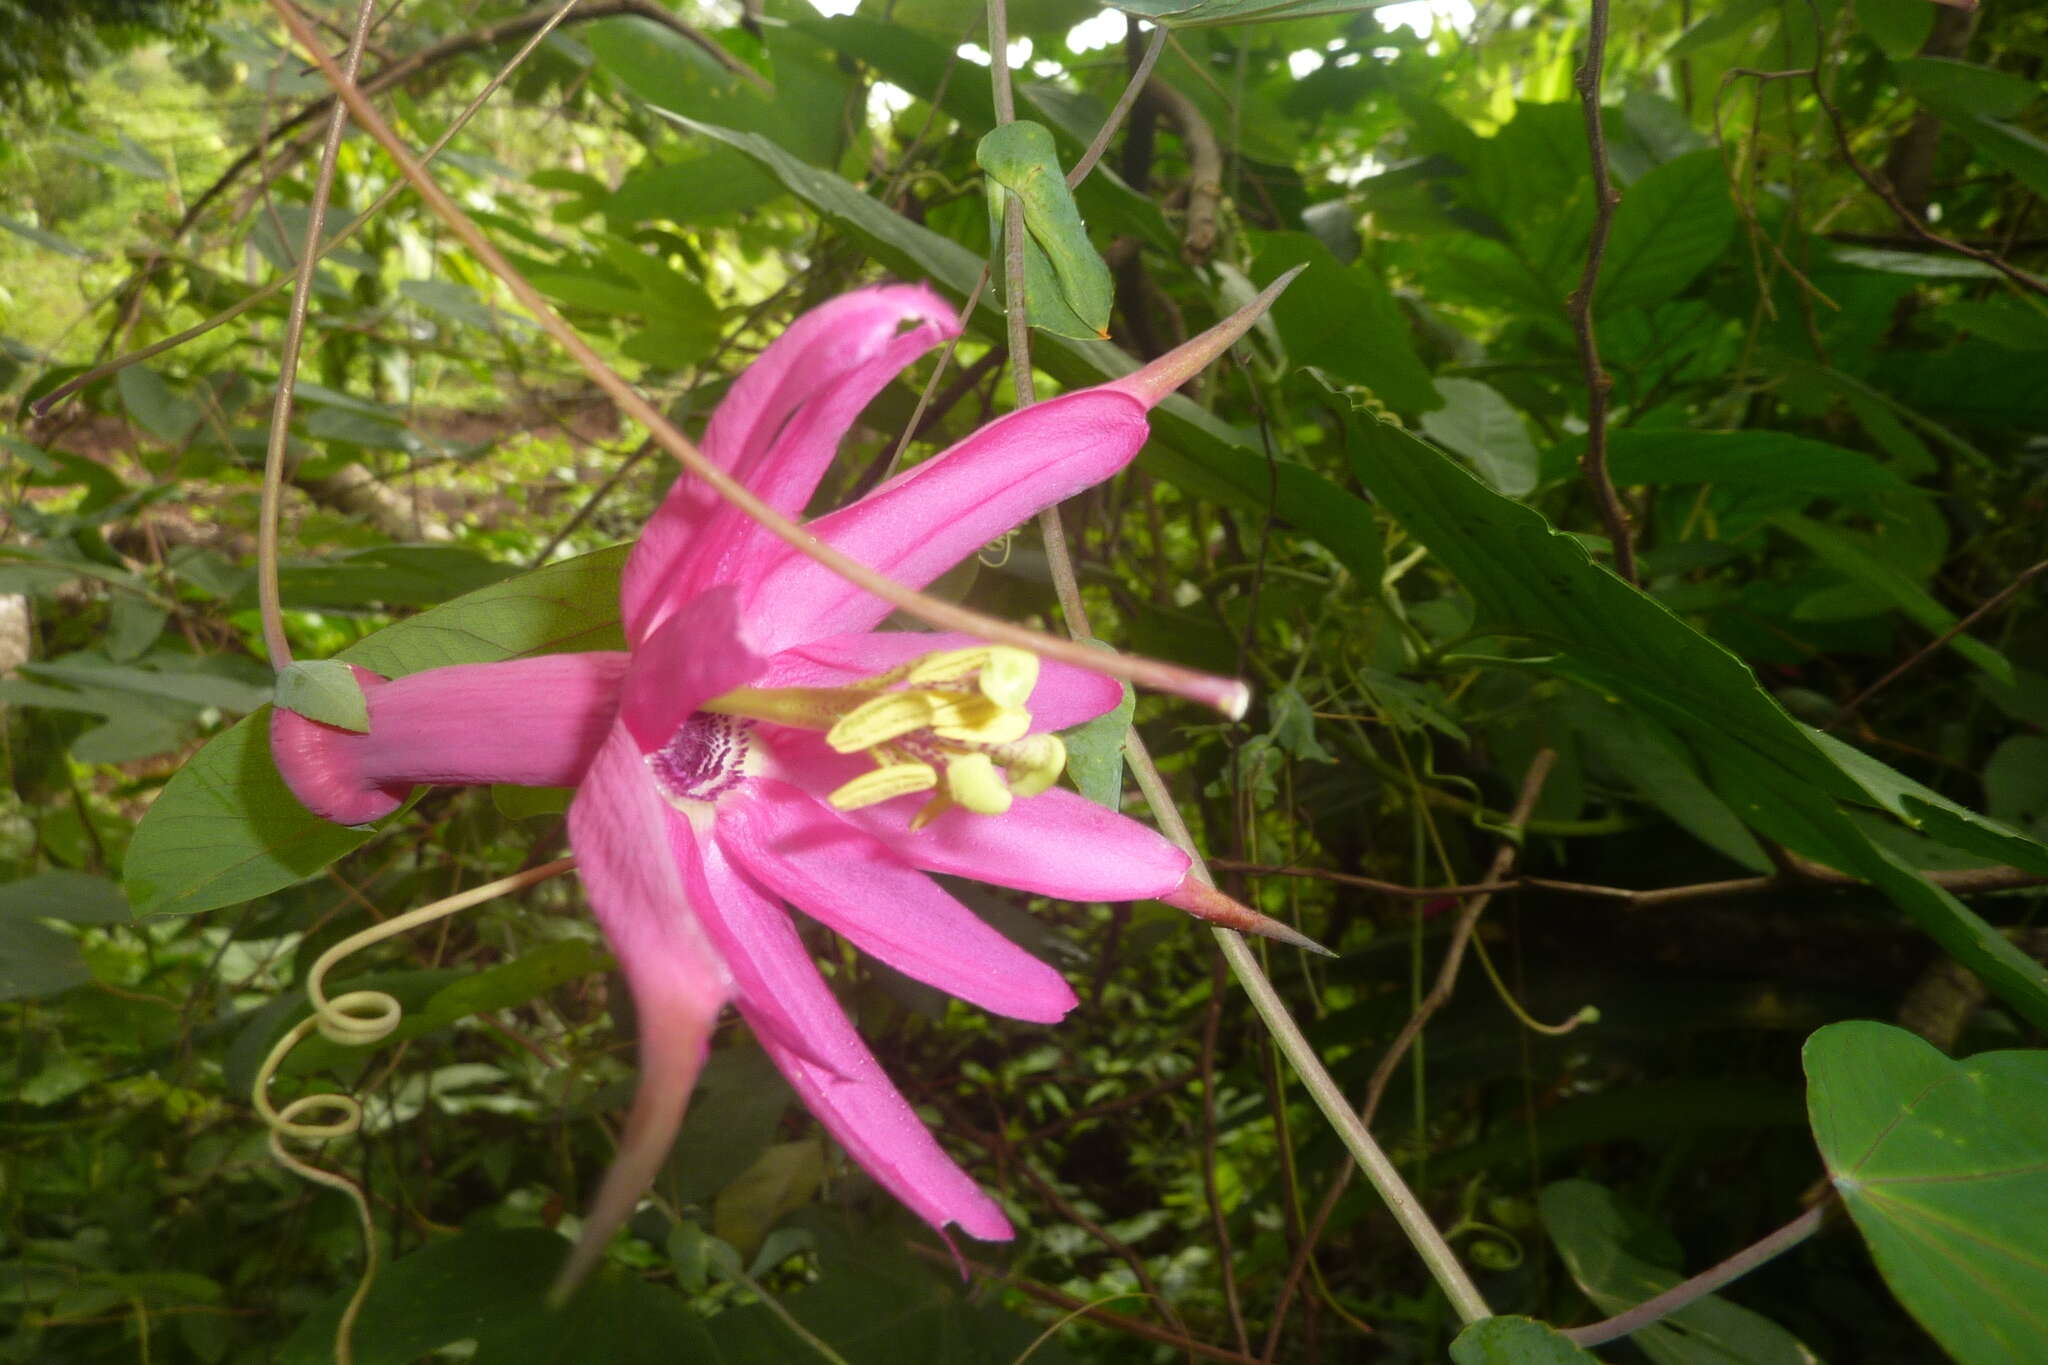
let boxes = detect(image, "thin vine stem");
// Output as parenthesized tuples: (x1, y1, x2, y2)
(256, 0, 377, 669)
(985, 0, 1489, 1328)
(253, 858, 576, 1365)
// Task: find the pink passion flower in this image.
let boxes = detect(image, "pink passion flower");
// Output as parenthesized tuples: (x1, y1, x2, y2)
(269, 275, 1312, 1293)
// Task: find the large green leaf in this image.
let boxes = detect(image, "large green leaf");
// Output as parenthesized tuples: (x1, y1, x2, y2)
(1344, 416, 2048, 1029)
(674, 116, 1387, 588)
(1597, 150, 1736, 316)
(1539, 1179, 1821, 1365)
(1805, 1022, 2048, 1365)
(124, 547, 629, 918)
(1252, 232, 1439, 414)
(1894, 58, 2040, 121)
(1770, 514, 2012, 685)
(279, 1229, 717, 1364)
(1421, 378, 1538, 496)
(1450, 1316, 1602, 1364)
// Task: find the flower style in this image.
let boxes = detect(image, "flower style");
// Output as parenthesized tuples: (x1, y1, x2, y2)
(270, 276, 1308, 1293)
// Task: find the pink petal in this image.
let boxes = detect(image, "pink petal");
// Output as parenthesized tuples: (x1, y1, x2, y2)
(717, 778, 1077, 1023)
(554, 722, 731, 1297)
(677, 821, 1012, 1243)
(272, 653, 629, 825)
(622, 286, 957, 645)
(760, 631, 1124, 732)
(619, 586, 765, 753)
(737, 389, 1151, 651)
(758, 732, 1189, 902)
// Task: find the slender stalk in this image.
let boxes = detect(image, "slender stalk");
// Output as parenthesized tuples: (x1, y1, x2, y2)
(257, 0, 377, 669)
(1566, 0, 1636, 585)
(265, 0, 1250, 719)
(1564, 1201, 1831, 1347)
(1066, 21, 1167, 189)
(986, 0, 1488, 1327)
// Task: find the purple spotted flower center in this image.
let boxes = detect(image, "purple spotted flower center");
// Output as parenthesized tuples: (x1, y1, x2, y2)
(650, 714, 751, 804)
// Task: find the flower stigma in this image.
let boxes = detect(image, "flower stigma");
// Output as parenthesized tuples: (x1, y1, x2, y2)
(698, 646, 1067, 828)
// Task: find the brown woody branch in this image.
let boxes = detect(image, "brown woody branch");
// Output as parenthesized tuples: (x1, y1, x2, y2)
(1567, 0, 1637, 585)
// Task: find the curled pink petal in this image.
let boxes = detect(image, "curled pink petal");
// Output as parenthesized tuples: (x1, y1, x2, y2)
(622, 285, 957, 644)
(680, 825, 1013, 1243)
(554, 723, 732, 1299)
(739, 390, 1152, 651)
(619, 586, 766, 754)
(757, 738, 1189, 901)
(759, 631, 1124, 732)
(271, 653, 629, 825)
(718, 779, 1078, 1024)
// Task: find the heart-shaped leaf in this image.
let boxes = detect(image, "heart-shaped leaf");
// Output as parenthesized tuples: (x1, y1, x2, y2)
(1806, 1021, 2048, 1365)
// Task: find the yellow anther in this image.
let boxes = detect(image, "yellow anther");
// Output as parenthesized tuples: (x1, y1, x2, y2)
(930, 695, 1031, 745)
(1003, 733, 1066, 798)
(975, 648, 1039, 708)
(827, 762, 937, 811)
(943, 752, 1013, 815)
(827, 692, 944, 753)
(900, 648, 993, 686)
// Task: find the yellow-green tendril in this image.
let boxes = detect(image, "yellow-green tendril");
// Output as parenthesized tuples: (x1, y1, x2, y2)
(252, 859, 575, 1365)
(700, 646, 1067, 826)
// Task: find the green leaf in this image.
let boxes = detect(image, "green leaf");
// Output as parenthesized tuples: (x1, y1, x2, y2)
(675, 116, 1387, 586)
(1343, 417, 2048, 1029)
(1604, 431, 1911, 500)
(978, 121, 1114, 339)
(1062, 657, 1135, 809)
(1252, 232, 1440, 414)
(1807, 728, 2048, 875)
(249, 545, 517, 612)
(125, 547, 629, 918)
(1894, 57, 2040, 120)
(273, 659, 368, 732)
(1806, 1021, 2048, 1365)
(0, 872, 131, 925)
(279, 1229, 717, 1364)
(1450, 1315, 1602, 1364)
(1770, 514, 2013, 686)
(0, 213, 93, 259)
(1858, 0, 1933, 58)
(1420, 378, 1539, 497)
(20, 660, 271, 714)
(1953, 116, 2048, 203)
(1540, 1179, 1822, 1365)
(0, 916, 91, 1001)
(1597, 150, 1736, 315)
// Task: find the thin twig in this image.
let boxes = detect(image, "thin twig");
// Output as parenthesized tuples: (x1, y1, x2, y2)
(36, 0, 589, 415)
(256, 0, 377, 669)
(1564, 1200, 1832, 1347)
(1566, 0, 1637, 585)
(1220, 857, 2048, 908)
(1125, 729, 1494, 1326)
(1265, 752, 1556, 1337)
(1801, 0, 2048, 297)
(1066, 21, 1167, 189)
(907, 1246, 1267, 1365)
(269, 0, 1251, 716)
(1829, 559, 2048, 728)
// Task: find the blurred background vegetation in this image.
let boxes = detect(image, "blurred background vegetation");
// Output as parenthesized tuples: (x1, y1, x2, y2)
(3, 0, 2046, 1361)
